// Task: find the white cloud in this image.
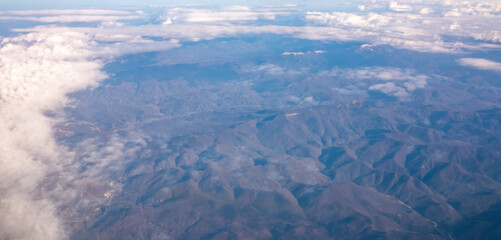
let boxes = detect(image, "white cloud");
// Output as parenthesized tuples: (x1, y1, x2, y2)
(304, 11, 455, 53)
(282, 51, 305, 55)
(419, 7, 434, 15)
(333, 67, 428, 83)
(369, 82, 409, 98)
(240, 63, 309, 78)
(0, 31, 107, 239)
(306, 11, 392, 28)
(254, 64, 289, 75)
(305, 2, 501, 53)
(281, 50, 325, 56)
(443, 2, 501, 17)
(4, 2, 501, 54)
(56, 133, 148, 210)
(11, 3, 499, 55)
(330, 67, 428, 100)
(457, 58, 501, 72)
(389, 1, 413, 12)
(76, 133, 147, 179)
(0, 25, 159, 239)
(160, 7, 290, 24)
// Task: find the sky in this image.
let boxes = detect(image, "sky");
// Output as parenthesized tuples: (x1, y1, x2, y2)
(0, 0, 347, 11)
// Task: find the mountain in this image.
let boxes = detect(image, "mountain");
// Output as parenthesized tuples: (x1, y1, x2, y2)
(56, 40, 501, 239)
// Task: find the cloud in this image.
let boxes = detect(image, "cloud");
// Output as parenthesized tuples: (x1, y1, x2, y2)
(419, 7, 434, 15)
(240, 63, 303, 77)
(304, 11, 455, 53)
(76, 133, 147, 179)
(0, 31, 107, 239)
(253, 64, 289, 75)
(282, 51, 305, 56)
(4, 2, 501, 54)
(457, 58, 501, 72)
(332, 67, 428, 82)
(57, 133, 148, 211)
(330, 67, 428, 100)
(304, 1, 501, 53)
(389, 1, 413, 12)
(281, 50, 325, 56)
(0, 26, 156, 239)
(306, 11, 391, 28)
(369, 82, 409, 98)
(160, 6, 290, 24)
(10, 2, 499, 55)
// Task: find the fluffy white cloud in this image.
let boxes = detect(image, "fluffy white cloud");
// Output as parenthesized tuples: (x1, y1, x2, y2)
(160, 6, 290, 24)
(306, 11, 391, 28)
(457, 58, 501, 72)
(0, 31, 107, 239)
(305, 1, 501, 53)
(369, 82, 409, 98)
(305, 11, 453, 52)
(0, 26, 159, 239)
(389, 1, 413, 12)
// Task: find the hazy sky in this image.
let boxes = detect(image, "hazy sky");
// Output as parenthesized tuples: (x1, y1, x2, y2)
(0, 0, 347, 10)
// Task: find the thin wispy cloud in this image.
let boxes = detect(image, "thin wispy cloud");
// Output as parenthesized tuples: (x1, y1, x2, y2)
(0, 9, 137, 15)
(0, 9, 144, 22)
(0, 15, 142, 23)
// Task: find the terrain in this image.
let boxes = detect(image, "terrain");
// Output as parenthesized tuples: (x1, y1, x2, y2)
(55, 38, 501, 239)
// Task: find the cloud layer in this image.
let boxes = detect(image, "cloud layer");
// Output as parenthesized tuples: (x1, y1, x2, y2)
(8, 1, 501, 54)
(0, 31, 107, 239)
(0, 9, 144, 23)
(0, 29, 154, 239)
(305, 4, 501, 53)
